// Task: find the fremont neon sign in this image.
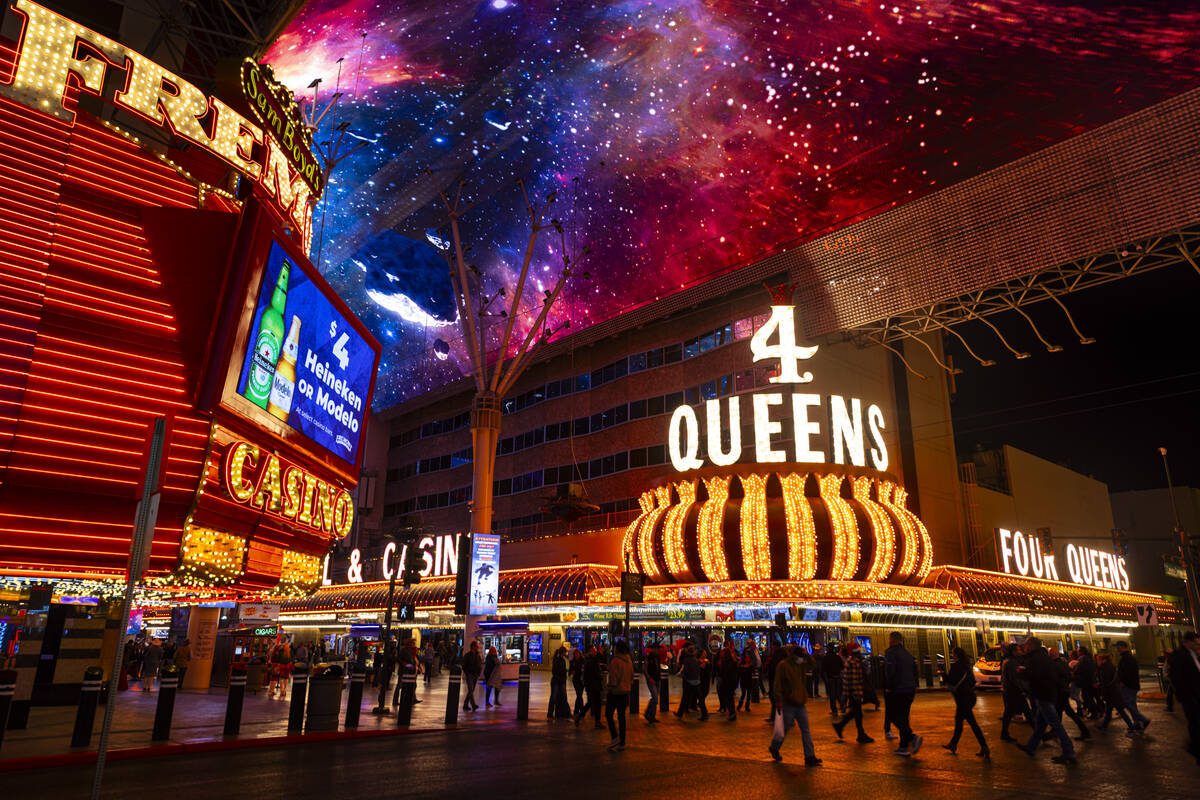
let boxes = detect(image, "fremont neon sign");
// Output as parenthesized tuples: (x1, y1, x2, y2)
(668, 304, 888, 472)
(0, 0, 318, 248)
(997, 528, 1130, 591)
(223, 440, 353, 539)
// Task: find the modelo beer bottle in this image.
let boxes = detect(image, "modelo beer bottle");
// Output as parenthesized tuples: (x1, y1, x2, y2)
(267, 315, 301, 422)
(245, 260, 290, 408)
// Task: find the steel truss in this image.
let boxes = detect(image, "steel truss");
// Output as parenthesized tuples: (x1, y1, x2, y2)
(848, 226, 1200, 372)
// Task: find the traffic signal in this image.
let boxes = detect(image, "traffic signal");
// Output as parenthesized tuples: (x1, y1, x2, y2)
(403, 540, 424, 586)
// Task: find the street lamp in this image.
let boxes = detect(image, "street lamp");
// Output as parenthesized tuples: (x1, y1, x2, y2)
(1159, 447, 1200, 630)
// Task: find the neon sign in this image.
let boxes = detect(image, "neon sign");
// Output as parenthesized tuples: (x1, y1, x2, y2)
(0, 0, 318, 248)
(222, 440, 353, 539)
(668, 303, 888, 472)
(325, 534, 461, 585)
(997, 528, 1130, 591)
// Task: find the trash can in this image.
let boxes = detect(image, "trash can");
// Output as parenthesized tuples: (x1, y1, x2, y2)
(246, 661, 268, 694)
(305, 666, 345, 732)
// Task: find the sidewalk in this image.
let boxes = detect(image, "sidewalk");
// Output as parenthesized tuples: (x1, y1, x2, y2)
(0, 669, 537, 764)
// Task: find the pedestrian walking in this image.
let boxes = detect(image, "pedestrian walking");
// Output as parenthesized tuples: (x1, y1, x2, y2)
(832, 642, 873, 744)
(141, 638, 163, 692)
(571, 646, 586, 716)
(823, 644, 844, 715)
(1115, 642, 1151, 731)
(765, 641, 787, 723)
(1096, 651, 1138, 735)
(174, 639, 191, 687)
(1019, 637, 1077, 764)
(674, 645, 706, 720)
(883, 631, 922, 756)
(643, 643, 662, 723)
(461, 640, 482, 712)
(1049, 647, 1090, 741)
(1168, 631, 1200, 764)
(422, 643, 436, 686)
(999, 644, 1030, 741)
(605, 640, 633, 750)
(942, 647, 988, 758)
(484, 645, 502, 706)
(737, 646, 756, 712)
(1073, 646, 1100, 718)
(718, 639, 739, 720)
(768, 644, 821, 766)
(548, 644, 571, 718)
(576, 647, 604, 726)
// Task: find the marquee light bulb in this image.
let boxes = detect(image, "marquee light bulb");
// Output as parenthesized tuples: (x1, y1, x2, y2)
(780, 472, 816, 581)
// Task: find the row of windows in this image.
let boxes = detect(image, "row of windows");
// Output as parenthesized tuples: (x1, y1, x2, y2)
(390, 364, 783, 480)
(387, 313, 771, 451)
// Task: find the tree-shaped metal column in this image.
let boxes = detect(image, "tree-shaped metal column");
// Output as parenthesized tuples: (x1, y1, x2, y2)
(436, 178, 578, 539)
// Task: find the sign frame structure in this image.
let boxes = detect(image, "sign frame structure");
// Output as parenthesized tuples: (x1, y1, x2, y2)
(211, 199, 381, 482)
(467, 534, 501, 616)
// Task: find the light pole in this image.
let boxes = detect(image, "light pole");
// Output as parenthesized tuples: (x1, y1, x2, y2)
(1159, 447, 1199, 629)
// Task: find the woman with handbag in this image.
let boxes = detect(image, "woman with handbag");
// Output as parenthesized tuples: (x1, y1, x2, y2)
(943, 647, 989, 758)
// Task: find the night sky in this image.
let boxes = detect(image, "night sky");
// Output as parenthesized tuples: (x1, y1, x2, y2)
(265, 1, 1200, 411)
(946, 264, 1200, 493)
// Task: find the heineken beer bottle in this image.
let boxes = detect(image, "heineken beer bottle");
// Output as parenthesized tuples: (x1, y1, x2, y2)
(267, 315, 301, 422)
(245, 260, 290, 408)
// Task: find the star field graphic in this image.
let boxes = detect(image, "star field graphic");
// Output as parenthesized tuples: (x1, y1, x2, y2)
(265, 1, 1200, 410)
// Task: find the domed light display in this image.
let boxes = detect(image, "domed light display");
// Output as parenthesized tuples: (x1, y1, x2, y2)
(622, 465, 933, 587)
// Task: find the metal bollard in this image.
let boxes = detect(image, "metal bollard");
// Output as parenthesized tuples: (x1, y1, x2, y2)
(71, 666, 104, 748)
(344, 669, 365, 729)
(0, 669, 15, 752)
(660, 673, 669, 713)
(516, 664, 530, 720)
(630, 673, 639, 716)
(287, 663, 309, 735)
(151, 665, 179, 742)
(445, 664, 461, 726)
(224, 666, 247, 736)
(396, 664, 417, 727)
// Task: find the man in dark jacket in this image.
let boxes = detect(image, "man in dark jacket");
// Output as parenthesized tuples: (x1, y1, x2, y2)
(461, 640, 482, 712)
(1049, 647, 1089, 740)
(643, 643, 662, 723)
(823, 645, 845, 715)
(1000, 644, 1030, 741)
(883, 631, 921, 756)
(1169, 631, 1200, 763)
(1115, 642, 1150, 730)
(1020, 638, 1076, 764)
(577, 647, 605, 726)
(718, 640, 740, 720)
(548, 645, 571, 719)
(765, 642, 788, 721)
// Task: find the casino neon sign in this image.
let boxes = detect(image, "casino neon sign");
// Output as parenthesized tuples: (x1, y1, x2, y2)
(222, 440, 353, 539)
(668, 301, 888, 472)
(0, 0, 319, 248)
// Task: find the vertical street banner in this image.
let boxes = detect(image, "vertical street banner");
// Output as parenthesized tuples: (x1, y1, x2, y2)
(468, 534, 501, 615)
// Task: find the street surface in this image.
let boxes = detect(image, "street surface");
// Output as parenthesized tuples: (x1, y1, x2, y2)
(2, 673, 1194, 799)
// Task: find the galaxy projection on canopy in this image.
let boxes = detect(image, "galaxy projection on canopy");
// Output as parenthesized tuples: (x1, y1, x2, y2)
(264, 1, 1200, 410)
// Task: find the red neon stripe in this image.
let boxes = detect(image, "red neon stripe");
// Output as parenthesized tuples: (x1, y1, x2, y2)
(43, 278, 174, 319)
(3, 466, 137, 486)
(1, 194, 68, 223)
(37, 332, 186, 369)
(5, 418, 141, 443)
(20, 381, 188, 414)
(58, 202, 146, 235)
(42, 296, 177, 331)
(66, 144, 197, 201)
(47, 251, 161, 287)
(22, 372, 189, 409)
(0, 513, 131, 528)
(33, 350, 186, 386)
(16, 363, 184, 398)
(44, 273, 171, 313)
(51, 227, 158, 267)
(54, 209, 154, 246)
(62, 163, 195, 210)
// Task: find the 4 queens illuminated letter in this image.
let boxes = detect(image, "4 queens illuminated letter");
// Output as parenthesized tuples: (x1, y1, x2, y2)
(750, 303, 818, 383)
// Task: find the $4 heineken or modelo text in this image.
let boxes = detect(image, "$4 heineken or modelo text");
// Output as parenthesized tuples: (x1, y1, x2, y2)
(245, 260, 290, 409)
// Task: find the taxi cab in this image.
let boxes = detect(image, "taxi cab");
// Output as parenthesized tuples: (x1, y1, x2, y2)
(973, 646, 1003, 688)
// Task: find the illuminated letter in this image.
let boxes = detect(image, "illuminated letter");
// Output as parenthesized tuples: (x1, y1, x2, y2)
(668, 405, 704, 471)
(1065, 544, 1082, 584)
(753, 393, 785, 463)
(419, 535, 435, 577)
(332, 491, 353, 538)
(223, 441, 258, 502)
(321, 553, 331, 587)
(316, 483, 338, 534)
(298, 473, 319, 527)
(1012, 531, 1030, 575)
(749, 305, 818, 383)
(867, 404, 889, 471)
(705, 397, 741, 466)
(1028, 535, 1045, 578)
(791, 393, 825, 463)
(251, 453, 283, 512)
(209, 97, 263, 178)
(382, 541, 397, 580)
(281, 467, 304, 519)
(998, 528, 1015, 573)
(1117, 557, 1130, 591)
(1078, 547, 1095, 585)
(115, 52, 214, 149)
(444, 534, 459, 576)
(0, 0, 127, 122)
(830, 395, 865, 467)
(1044, 552, 1060, 581)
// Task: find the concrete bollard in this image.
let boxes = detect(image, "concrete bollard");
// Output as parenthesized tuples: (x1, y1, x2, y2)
(0, 669, 15, 752)
(516, 664, 530, 720)
(345, 669, 365, 729)
(287, 663, 309, 735)
(151, 665, 179, 742)
(445, 664, 461, 726)
(396, 664, 417, 728)
(224, 666, 247, 736)
(70, 666, 104, 748)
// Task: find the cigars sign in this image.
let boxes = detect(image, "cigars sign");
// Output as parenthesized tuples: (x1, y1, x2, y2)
(223, 440, 353, 539)
(0, 0, 320, 248)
